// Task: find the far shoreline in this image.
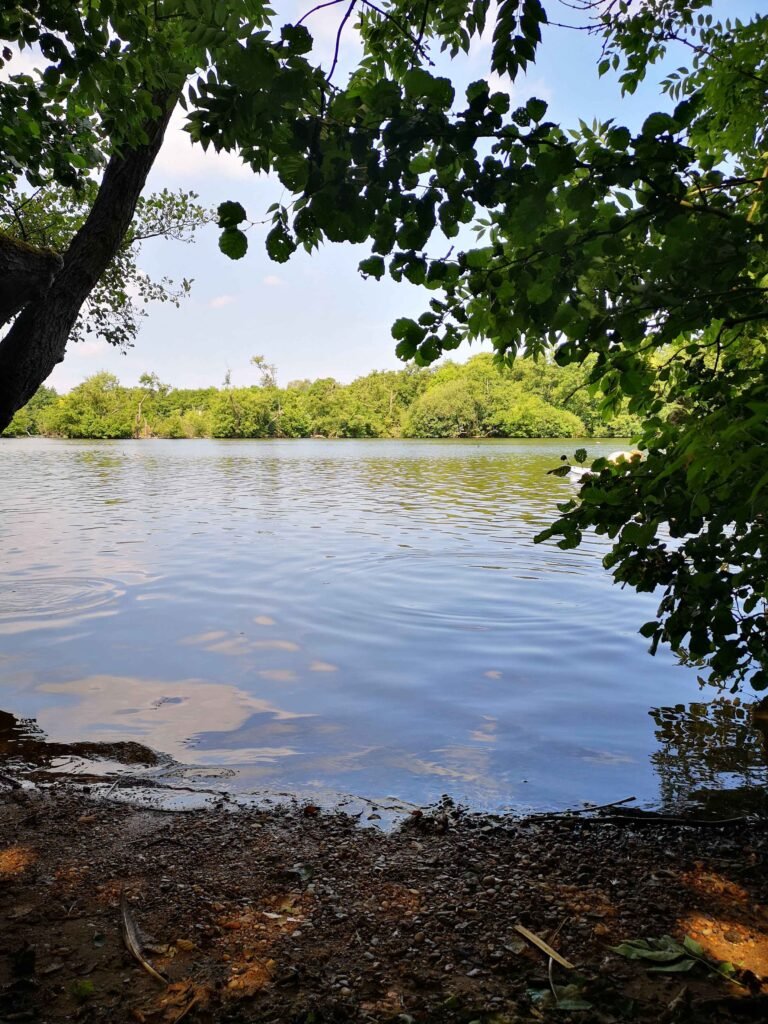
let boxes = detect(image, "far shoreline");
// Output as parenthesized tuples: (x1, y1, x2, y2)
(1, 434, 633, 442)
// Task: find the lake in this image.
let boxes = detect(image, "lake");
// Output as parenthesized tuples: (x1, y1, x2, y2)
(1, 437, 765, 813)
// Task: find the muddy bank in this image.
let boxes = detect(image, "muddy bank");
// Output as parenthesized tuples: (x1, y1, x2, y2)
(1, 775, 767, 1024)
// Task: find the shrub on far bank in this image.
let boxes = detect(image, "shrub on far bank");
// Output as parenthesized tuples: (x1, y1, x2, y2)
(3, 357, 644, 441)
(487, 393, 585, 438)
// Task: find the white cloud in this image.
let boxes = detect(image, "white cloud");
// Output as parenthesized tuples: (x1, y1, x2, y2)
(262, 275, 283, 287)
(209, 294, 235, 309)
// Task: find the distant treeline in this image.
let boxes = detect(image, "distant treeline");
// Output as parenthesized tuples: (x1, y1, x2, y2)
(3, 355, 640, 440)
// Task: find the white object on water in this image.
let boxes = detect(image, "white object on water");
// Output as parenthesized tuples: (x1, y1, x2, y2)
(607, 449, 642, 464)
(568, 465, 592, 483)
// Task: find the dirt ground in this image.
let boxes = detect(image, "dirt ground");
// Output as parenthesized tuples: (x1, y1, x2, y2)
(1, 777, 767, 1024)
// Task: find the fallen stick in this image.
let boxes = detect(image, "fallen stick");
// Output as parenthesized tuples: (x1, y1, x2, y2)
(530, 796, 636, 820)
(120, 892, 168, 985)
(514, 924, 574, 970)
(577, 813, 758, 827)
(171, 993, 201, 1024)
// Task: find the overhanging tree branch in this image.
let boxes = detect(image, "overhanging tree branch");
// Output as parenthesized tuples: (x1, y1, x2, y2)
(0, 93, 177, 431)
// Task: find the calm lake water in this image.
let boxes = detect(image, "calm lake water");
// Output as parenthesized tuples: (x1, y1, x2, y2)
(1, 438, 766, 813)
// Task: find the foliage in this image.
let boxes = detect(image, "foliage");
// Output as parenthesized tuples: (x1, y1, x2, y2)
(0, 1, 276, 193)
(2, 385, 57, 436)
(4, 356, 639, 441)
(487, 392, 584, 439)
(38, 372, 135, 438)
(610, 934, 741, 984)
(405, 379, 484, 438)
(0, 185, 210, 349)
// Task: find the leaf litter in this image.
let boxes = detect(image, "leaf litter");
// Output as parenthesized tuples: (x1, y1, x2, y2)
(0, 782, 766, 1023)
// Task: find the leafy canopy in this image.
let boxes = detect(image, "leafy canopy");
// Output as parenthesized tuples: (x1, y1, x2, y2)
(0, 185, 211, 348)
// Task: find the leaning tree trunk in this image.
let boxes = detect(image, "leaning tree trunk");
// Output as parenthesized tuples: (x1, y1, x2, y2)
(0, 94, 176, 431)
(0, 234, 64, 328)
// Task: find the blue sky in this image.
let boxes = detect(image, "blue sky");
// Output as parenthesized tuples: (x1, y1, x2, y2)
(46, 0, 759, 392)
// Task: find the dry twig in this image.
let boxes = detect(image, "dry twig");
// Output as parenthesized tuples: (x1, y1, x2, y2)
(120, 891, 168, 986)
(514, 924, 574, 969)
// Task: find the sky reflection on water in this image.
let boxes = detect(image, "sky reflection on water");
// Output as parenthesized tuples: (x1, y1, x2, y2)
(1, 437, 766, 811)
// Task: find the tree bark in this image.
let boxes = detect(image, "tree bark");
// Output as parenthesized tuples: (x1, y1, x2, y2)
(0, 234, 64, 328)
(0, 94, 176, 431)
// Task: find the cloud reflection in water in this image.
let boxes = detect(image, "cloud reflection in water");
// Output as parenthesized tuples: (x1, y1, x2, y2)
(36, 675, 314, 763)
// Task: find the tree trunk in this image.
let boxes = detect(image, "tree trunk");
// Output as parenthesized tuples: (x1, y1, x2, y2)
(0, 94, 176, 431)
(0, 234, 64, 328)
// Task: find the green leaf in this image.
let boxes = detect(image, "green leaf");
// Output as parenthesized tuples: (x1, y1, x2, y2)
(218, 227, 248, 259)
(641, 111, 676, 137)
(647, 959, 696, 973)
(409, 154, 431, 174)
(217, 200, 246, 228)
(403, 69, 454, 108)
(280, 23, 312, 54)
(391, 317, 425, 346)
(265, 225, 296, 263)
(526, 97, 547, 122)
(683, 936, 704, 957)
(359, 256, 385, 279)
(466, 80, 489, 104)
(527, 279, 552, 303)
(609, 938, 681, 962)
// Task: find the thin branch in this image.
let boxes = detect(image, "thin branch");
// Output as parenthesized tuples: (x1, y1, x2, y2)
(548, 20, 599, 31)
(688, 175, 768, 195)
(297, 0, 349, 27)
(327, 0, 357, 85)
(360, 0, 434, 65)
(415, 0, 430, 53)
(724, 312, 768, 328)
(0, 200, 29, 241)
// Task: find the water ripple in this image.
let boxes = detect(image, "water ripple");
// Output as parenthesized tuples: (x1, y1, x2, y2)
(1, 437, 763, 812)
(0, 576, 125, 634)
